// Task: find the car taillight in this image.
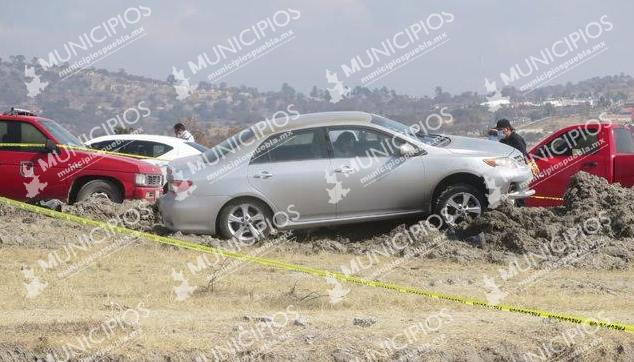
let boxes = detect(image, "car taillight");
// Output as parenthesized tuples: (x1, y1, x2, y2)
(169, 179, 193, 193)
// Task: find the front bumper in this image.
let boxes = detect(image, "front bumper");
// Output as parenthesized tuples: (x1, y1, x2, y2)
(484, 164, 535, 205)
(507, 188, 535, 199)
(133, 187, 162, 202)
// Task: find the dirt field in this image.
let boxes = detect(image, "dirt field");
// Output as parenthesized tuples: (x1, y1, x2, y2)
(1, 173, 633, 361)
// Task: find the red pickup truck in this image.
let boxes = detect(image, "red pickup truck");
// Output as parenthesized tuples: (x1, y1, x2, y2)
(526, 122, 634, 207)
(0, 109, 163, 204)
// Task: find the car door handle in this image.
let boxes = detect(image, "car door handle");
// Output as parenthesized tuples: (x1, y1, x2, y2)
(582, 161, 598, 168)
(253, 171, 273, 179)
(334, 166, 354, 174)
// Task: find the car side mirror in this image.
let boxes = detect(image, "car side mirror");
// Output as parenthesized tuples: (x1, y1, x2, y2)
(44, 139, 59, 154)
(398, 143, 423, 157)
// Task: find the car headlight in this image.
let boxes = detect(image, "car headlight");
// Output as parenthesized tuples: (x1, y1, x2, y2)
(483, 157, 518, 168)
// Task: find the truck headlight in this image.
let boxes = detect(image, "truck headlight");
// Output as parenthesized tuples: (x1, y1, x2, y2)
(483, 157, 518, 168)
(136, 173, 163, 186)
(135, 173, 149, 186)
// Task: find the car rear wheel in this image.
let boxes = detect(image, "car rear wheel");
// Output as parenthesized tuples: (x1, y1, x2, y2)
(434, 184, 485, 227)
(76, 180, 123, 203)
(217, 199, 272, 243)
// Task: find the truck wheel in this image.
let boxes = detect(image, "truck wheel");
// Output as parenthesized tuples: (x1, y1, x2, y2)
(76, 180, 123, 203)
(218, 199, 272, 243)
(434, 184, 485, 227)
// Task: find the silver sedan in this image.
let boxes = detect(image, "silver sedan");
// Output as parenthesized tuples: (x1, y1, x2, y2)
(159, 112, 534, 241)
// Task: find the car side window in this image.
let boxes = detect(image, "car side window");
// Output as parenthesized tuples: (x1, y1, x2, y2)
(538, 127, 600, 158)
(0, 121, 48, 151)
(327, 127, 404, 158)
(90, 140, 129, 153)
(122, 141, 173, 158)
(251, 129, 327, 163)
(614, 128, 634, 154)
(148, 142, 173, 157)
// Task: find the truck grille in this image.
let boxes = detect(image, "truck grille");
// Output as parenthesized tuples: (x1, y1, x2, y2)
(146, 175, 163, 186)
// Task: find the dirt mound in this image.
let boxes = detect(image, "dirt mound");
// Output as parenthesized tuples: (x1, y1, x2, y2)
(280, 172, 634, 270)
(62, 194, 160, 232)
(565, 172, 634, 237)
(456, 172, 634, 269)
(1, 172, 632, 270)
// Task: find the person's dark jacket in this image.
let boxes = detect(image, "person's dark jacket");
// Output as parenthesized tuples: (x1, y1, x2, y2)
(500, 131, 527, 156)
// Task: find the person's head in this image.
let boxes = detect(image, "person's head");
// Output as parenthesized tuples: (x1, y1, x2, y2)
(335, 131, 356, 156)
(174, 123, 186, 136)
(495, 119, 514, 138)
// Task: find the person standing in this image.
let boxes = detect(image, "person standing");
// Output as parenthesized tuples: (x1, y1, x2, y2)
(492, 119, 538, 207)
(174, 123, 195, 142)
(492, 118, 527, 156)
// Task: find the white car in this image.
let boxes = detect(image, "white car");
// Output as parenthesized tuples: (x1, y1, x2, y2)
(86, 134, 208, 182)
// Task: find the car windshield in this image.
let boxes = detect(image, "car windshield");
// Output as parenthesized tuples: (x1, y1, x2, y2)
(417, 133, 451, 147)
(39, 119, 83, 146)
(370, 115, 451, 147)
(202, 127, 255, 163)
(185, 142, 209, 152)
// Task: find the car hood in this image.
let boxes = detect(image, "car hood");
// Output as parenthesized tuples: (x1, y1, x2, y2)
(75, 149, 160, 174)
(437, 135, 517, 158)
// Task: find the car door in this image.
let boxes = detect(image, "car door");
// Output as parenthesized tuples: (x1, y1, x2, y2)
(0, 120, 28, 200)
(247, 128, 335, 222)
(612, 127, 634, 187)
(325, 126, 427, 218)
(528, 125, 609, 206)
(0, 120, 69, 201)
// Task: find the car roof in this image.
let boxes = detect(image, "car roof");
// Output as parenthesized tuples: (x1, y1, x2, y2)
(261, 111, 373, 134)
(0, 115, 42, 123)
(547, 122, 624, 136)
(87, 134, 192, 146)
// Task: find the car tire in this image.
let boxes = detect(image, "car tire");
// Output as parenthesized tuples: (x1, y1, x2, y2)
(217, 199, 272, 243)
(76, 179, 123, 203)
(434, 184, 486, 227)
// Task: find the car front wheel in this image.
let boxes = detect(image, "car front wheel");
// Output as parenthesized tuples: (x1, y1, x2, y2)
(76, 179, 123, 203)
(434, 184, 485, 227)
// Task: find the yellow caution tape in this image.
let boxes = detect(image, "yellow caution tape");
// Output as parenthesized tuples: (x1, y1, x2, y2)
(0, 195, 631, 333)
(529, 195, 565, 201)
(0, 143, 167, 161)
(0, 143, 38, 146)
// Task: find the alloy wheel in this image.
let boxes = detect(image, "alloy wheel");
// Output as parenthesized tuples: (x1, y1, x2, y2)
(226, 203, 268, 242)
(440, 192, 482, 226)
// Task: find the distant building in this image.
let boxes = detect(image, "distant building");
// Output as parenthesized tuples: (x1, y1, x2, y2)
(541, 97, 594, 107)
(480, 97, 510, 112)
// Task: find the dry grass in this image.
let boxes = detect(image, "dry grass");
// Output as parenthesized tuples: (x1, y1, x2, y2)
(1, 219, 633, 360)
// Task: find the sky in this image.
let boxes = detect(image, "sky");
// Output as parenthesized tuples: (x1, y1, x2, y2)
(1, 0, 633, 97)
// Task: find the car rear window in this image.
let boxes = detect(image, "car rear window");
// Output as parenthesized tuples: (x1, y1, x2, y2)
(614, 128, 634, 154)
(203, 128, 255, 163)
